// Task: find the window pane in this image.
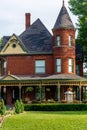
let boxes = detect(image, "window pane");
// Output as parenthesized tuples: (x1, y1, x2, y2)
(69, 59, 72, 65)
(56, 59, 61, 73)
(56, 36, 60, 46)
(56, 59, 61, 65)
(68, 59, 74, 73)
(57, 66, 61, 72)
(35, 67, 45, 73)
(69, 36, 73, 46)
(35, 60, 45, 74)
(69, 66, 72, 72)
(36, 60, 45, 66)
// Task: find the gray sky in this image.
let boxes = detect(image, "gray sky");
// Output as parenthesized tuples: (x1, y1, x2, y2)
(0, 0, 77, 38)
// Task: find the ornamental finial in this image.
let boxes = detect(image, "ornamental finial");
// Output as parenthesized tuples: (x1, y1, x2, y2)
(63, 0, 65, 6)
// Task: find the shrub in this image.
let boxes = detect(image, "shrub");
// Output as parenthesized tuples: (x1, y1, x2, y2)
(20, 100, 24, 113)
(24, 104, 87, 111)
(0, 99, 6, 115)
(15, 100, 24, 114)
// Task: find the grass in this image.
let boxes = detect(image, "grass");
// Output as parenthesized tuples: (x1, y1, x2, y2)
(1, 111, 87, 130)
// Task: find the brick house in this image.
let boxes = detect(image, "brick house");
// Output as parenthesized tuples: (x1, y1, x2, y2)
(0, 2, 87, 104)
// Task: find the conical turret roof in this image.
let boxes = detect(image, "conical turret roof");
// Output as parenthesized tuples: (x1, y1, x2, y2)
(53, 4, 75, 30)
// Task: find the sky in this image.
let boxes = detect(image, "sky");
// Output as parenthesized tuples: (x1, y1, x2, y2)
(0, 0, 77, 38)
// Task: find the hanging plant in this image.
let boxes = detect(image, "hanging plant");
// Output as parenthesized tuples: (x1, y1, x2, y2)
(46, 88, 50, 92)
(26, 87, 34, 92)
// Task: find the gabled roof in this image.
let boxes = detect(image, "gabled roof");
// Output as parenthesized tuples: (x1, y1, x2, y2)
(53, 5, 75, 30)
(1, 34, 28, 54)
(20, 18, 53, 54)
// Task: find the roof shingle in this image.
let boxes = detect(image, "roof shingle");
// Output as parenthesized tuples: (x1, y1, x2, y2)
(53, 5, 75, 30)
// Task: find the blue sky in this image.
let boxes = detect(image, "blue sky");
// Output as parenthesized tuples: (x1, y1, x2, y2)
(0, 0, 77, 38)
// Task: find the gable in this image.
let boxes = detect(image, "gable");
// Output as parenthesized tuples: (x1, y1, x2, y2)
(2, 75, 19, 81)
(1, 34, 27, 55)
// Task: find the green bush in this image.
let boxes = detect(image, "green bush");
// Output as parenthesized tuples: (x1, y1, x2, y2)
(20, 100, 24, 113)
(0, 99, 6, 115)
(15, 100, 24, 114)
(24, 104, 87, 111)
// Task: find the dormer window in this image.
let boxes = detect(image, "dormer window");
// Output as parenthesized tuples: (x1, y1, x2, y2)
(69, 35, 73, 46)
(56, 35, 60, 46)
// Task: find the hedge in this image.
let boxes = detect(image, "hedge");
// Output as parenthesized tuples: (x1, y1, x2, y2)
(24, 104, 87, 111)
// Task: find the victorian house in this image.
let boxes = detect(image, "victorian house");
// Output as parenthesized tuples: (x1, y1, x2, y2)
(0, 1, 87, 104)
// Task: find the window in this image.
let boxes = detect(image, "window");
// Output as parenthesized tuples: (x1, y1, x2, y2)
(56, 59, 61, 73)
(68, 59, 74, 73)
(3, 61, 7, 75)
(35, 60, 45, 74)
(56, 36, 60, 46)
(69, 35, 73, 46)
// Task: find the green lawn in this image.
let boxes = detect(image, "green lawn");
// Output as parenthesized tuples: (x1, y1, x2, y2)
(1, 111, 87, 130)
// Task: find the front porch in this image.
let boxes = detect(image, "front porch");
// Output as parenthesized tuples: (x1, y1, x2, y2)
(0, 73, 87, 104)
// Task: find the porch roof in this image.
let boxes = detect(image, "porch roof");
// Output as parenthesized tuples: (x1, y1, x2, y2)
(7, 74, 86, 81)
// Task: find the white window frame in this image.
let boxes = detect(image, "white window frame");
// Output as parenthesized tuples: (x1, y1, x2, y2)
(69, 35, 73, 46)
(56, 35, 60, 46)
(56, 59, 61, 73)
(3, 60, 7, 75)
(35, 60, 45, 74)
(68, 59, 74, 73)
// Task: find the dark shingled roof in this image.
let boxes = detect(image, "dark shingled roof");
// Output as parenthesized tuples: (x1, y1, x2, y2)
(0, 36, 10, 51)
(19, 18, 53, 54)
(53, 5, 75, 30)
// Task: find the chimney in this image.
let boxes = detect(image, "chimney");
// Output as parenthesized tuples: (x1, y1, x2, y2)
(25, 13, 31, 29)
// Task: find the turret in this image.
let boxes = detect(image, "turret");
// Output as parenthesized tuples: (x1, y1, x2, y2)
(52, 0, 76, 74)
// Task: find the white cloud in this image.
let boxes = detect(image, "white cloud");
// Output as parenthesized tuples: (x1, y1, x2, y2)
(0, 0, 77, 38)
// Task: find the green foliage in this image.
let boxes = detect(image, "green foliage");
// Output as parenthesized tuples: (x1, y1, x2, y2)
(0, 38, 2, 46)
(15, 100, 24, 114)
(69, 0, 87, 61)
(20, 100, 24, 113)
(0, 99, 6, 115)
(24, 104, 87, 111)
(83, 91, 87, 100)
(26, 87, 33, 92)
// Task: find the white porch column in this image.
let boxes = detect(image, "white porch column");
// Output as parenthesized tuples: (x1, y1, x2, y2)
(39, 85, 42, 103)
(57, 84, 60, 102)
(79, 85, 82, 103)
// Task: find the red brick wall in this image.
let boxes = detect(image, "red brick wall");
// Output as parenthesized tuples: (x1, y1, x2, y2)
(52, 29, 76, 74)
(53, 29, 75, 46)
(6, 55, 54, 75)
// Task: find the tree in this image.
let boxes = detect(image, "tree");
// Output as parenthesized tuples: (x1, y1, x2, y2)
(69, 0, 87, 61)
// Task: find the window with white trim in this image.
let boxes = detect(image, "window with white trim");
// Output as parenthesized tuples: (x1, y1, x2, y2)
(35, 60, 45, 74)
(56, 59, 61, 73)
(68, 59, 74, 73)
(69, 35, 73, 46)
(3, 61, 7, 75)
(56, 36, 60, 46)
